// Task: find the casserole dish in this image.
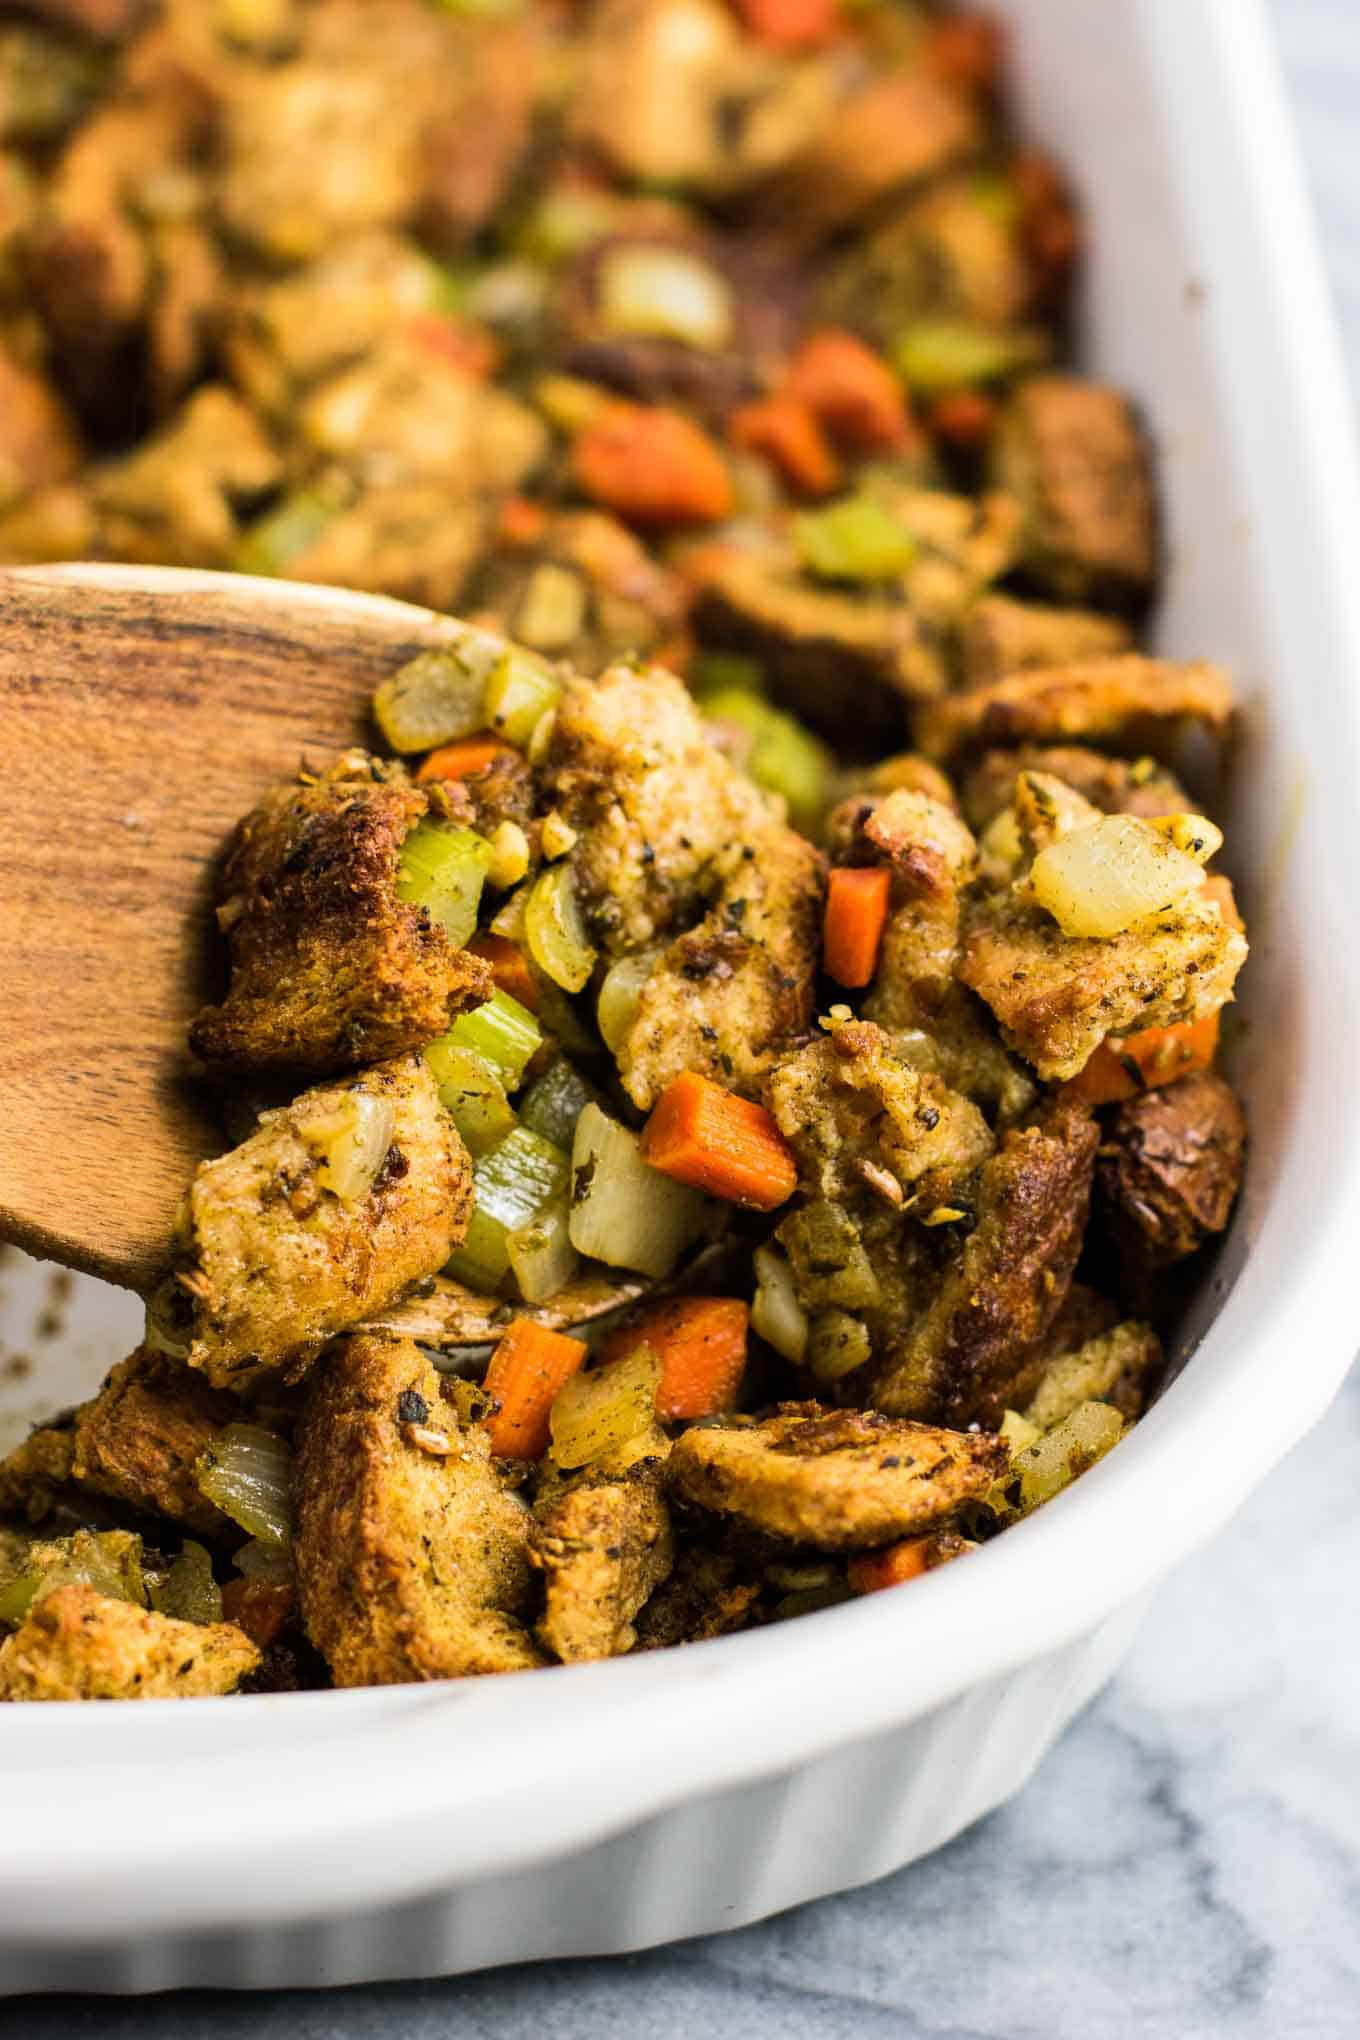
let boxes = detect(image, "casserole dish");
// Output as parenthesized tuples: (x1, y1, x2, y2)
(2, 0, 1360, 1991)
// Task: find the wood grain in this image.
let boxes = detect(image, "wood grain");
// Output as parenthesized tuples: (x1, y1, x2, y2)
(0, 564, 481, 1293)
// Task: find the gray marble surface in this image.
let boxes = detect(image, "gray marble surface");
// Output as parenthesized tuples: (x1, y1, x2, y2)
(6, 2, 1360, 2033)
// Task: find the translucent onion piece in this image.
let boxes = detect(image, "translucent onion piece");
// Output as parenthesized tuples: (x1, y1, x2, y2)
(596, 950, 659, 1056)
(548, 1344, 663, 1472)
(806, 1309, 872, 1383)
(149, 1540, 223, 1626)
(234, 1537, 294, 1586)
(374, 634, 509, 753)
(197, 1425, 293, 1548)
(481, 649, 563, 749)
(568, 1104, 706, 1279)
(0, 1529, 148, 1628)
(525, 863, 598, 994)
(506, 1193, 579, 1304)
(751, 1244, 809, 1365)
(424, 1039, 517, 1155)
(1028, 815, 1207, 939)
(1010, 1400, 1124, 1513)
(296, 1089, 395, 1203)
(444, 987, 542, 1090)
(396, 821, 493, 949)
(597, 245, 734, 351)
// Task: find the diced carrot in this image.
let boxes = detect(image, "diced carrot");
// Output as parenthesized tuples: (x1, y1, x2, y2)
(927, 388, 997, 452)
(416, 737, 515, 783)
(732, 0, 841, 50)
(823, 865, 892, 989)
(787, 330, 914, 454)
(468, 933, 540, 1012)
(574, 404, 734, 526)
(1063, 1010, 1222, 1108)
(221, 1578, 295, 1649)
(498, 495, 551, 547)
(404, 314, 499, 379)
(601, 1296, 750, 1421)
(483, 1319, 589, 1460)
(729, 394, 841, 497)
(921, 13, 1005, 97)
(847, 1538, 932, 1595)
(641, 1071, 799, 1212)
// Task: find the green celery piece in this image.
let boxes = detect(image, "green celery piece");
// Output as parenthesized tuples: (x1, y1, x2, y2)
(794, 496, 916, 584)
(424, 1039, 518, 1155)
(396, 822, 493, 950)
(894, 320, 1049, 393)
(232, 491, 336, 578)
(446, 988, 542, 1090)
(482, 649, 563, 748)
(700, 688, 831, 833)
(688, 651, 765, 701)
(519, 1057, 599, 1151)
(446, 1126, 569, 1291)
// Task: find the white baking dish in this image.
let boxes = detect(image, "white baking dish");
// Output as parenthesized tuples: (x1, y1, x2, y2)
(3, 0, 1359, 1994)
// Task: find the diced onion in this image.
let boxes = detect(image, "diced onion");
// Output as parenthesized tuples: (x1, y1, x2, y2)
(998, 1408, 1042, 1457)
(234, 1538, 294, 1586)
(481, 649, 563, 748)
(423, 1040, 517, 1156)
(549, 1344, 663, 1472)
(596, 950, 658, 1055)
(374, 635, 508, 753)
(597, 244, 734, 351)
(149, 1540, 223, 1626)
(506, 1193, 579, 1304)
(751, 1244, 809, 1366)
(197, 1425, 293, 1548)
(514, 563, 588, 653)
(296, 1090, 395, 1203)
(568, 1104, 706, 1279)
(1028, 815, 1207, 939)
(806, 1309, 872, 1382)
(396, 821, 493, 949)
(525, 862, 598, 994)
(1009, 1399, 1124, 1513)
(1148, 813, 1224, 863)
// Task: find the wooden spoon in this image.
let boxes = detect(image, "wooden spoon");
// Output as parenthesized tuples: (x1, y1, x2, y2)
(0, 562, 487, 1294)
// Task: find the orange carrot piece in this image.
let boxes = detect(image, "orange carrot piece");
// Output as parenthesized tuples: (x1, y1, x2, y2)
(483, 1319, 589, 1460)
(641, 1071, 798, 1212)
(787, 330, 913, 453)
(601, 1296, 750, 1421)
(221, 1579, 295, 1649)
(847, 1539, 932, 1596)
(922, 13, 1005, 97)
(498, 495, 551, 547)
(467, 933, 540, 1012)
(823, 865, 892, 989)
(732, 0, 841, 50)
(574, 404, 734, 527)
(729, 394, 841, 497)
(416, 737, 515, 783)
(927, 388, 997, 452)
(1063, 1010, 1222, 1108)
(404, 314, 499, 379)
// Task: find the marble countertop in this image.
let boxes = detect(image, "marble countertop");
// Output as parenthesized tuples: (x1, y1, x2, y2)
(6, 2, 1360, 2034)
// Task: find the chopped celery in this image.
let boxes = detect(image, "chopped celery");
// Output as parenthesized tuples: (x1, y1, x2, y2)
(232, 490, 336, 578)
(149, 1540, 223, 1626)
(374, 635, 508, 754)
(701, 688, 831, 833)
(688, 650, 765, 700)
(396, 821, 493, 950)
(506, 1193, 579, 1304)
(794, 495, 916, 584)
(446, 1126, 570, 1291)
(519, 1056, 599, 1151)
(597, 244, 733, 351)
(197, 1425, 293, 1548)
(424, 1039, 518, 1155)
(893, 320, 1049, 393)
(548, 1345, 663, 1472)
(481, 649, 563, 748)
(445, 987, 542, 1090)
(524, 862, 597, 994)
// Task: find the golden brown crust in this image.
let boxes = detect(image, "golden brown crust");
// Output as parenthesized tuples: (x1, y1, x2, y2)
(530, 1463, 673, 1662)
(0, 1584, 259, 1701)
(665, 1403, 1006, 1549)
(991, 376, 1156, 605)
(916, 655, 1234, 765)
(870, 1097, 1100, 1426)
(66, 1348, 238, 1535)
(293, 1333, 541, 1686)
(0, 1426, 76, 1525)
(633, 1545, 762, 1650)
(172, 1056, 472, 1390)
(959, 595, 1134, 688)
(1097, 1071, 1247, 1277)
(191, 752, 492, 1075)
